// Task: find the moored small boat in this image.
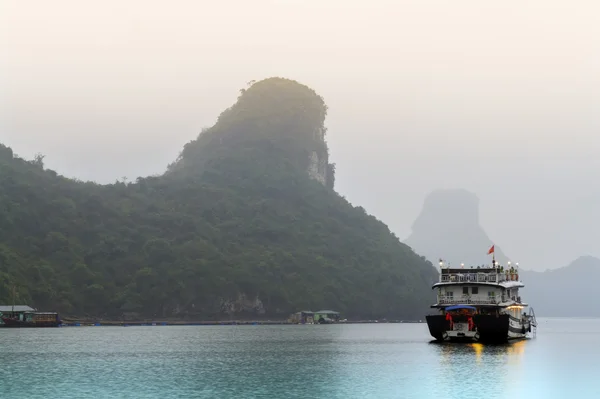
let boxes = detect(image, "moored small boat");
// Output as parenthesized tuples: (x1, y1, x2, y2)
(0, 311, 61, 328)
(0, 286, 61, 328)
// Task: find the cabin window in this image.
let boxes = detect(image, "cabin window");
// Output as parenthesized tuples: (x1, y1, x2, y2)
(488, 291, 495, 297)
(447, 291, 453, 297)
(471, 287, 479, 294)
(463, 287, 469, 295)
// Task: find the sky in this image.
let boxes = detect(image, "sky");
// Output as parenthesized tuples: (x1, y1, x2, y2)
(2, 0, 600, 271)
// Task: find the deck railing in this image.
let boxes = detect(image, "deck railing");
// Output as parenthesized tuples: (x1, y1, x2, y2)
(437, 295, 501, 305)
(439, 272, 520, 284)
(437, 295, 523, 305)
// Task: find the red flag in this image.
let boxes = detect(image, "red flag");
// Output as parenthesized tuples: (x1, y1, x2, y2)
(487, 245, 495, 254)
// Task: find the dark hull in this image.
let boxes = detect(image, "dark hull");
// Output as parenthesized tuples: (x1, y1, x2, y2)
(426, 314, 527, 343)
(0, 318, 60, 328)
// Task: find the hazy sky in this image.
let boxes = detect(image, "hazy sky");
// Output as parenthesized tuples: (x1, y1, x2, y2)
(2, 0, 600, 270)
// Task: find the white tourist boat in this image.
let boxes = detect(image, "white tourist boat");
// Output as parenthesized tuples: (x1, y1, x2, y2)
(425, 246, 537, 343)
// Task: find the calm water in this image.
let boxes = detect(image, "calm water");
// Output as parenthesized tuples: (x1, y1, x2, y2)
(0, 318, 598, 398)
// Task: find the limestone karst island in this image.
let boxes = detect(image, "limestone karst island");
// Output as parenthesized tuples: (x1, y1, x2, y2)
(0, 78, 438, 324)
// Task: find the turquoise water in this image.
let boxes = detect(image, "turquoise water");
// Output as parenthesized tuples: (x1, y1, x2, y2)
(0, 318, 597, 398)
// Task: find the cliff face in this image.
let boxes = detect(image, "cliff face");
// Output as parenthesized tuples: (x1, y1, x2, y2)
(404, 189, 509, 267)
(0, 77, 437, 320)
(307, 149, 328, 186)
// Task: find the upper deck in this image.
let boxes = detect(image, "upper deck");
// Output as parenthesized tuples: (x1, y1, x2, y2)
(433, 266, 523, 289)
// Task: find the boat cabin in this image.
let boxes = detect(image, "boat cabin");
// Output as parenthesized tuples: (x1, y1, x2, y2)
(434, 265, 524, 307)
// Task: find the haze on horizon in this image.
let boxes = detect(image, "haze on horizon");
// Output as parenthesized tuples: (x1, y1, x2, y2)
(2, 0, 599, 271)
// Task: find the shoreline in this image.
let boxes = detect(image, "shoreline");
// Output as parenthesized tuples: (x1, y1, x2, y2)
(59, 319, 426, 327)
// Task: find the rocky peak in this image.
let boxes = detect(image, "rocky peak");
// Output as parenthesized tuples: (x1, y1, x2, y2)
(404, 189, 509, 267)
(166, 77, 335, 188)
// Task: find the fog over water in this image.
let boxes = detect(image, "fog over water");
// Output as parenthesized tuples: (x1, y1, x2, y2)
(2, 0, 599, 270)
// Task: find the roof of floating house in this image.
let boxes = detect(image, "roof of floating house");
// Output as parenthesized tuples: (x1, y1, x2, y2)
(0, 305, 35, 312)
(315, 310, 339, 314)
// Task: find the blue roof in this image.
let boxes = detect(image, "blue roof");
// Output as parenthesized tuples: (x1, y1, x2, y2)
(445, 305, 477, 311)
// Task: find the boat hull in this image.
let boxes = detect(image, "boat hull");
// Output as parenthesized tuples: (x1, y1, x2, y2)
(426, 314, 529, 343)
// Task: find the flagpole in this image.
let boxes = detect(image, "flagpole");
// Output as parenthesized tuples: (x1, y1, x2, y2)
(488, 245, 495, 268)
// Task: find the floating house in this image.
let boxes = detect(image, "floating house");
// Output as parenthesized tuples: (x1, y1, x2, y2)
(289, 309, 342, 324)
(0, 305, 60, 327)
(314, 310, 340, 324)
(289, 310, 314, 324)
(0, 305, 35, 324)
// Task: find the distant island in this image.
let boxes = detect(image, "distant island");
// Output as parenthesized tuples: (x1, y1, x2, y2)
(518, 256, 600, 317)
(404, 188, 600, 317)
(0, 77, 438, 321)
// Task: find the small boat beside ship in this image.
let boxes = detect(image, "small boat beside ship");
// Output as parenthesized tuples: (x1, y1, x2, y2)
(425, 247, 537, 343)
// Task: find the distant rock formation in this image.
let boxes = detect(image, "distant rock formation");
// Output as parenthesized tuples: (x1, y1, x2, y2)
(404, 189, 510, 267)
(404, 188, 600, 317)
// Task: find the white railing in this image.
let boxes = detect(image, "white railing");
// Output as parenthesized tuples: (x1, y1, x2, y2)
(437, 295, 501, 305)
(439, 272, 520, 284)
(507, 296, 523, 303)
(437, 295, 524, 305)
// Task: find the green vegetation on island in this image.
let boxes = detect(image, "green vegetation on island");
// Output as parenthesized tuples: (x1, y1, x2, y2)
(0, 77, 438, 320)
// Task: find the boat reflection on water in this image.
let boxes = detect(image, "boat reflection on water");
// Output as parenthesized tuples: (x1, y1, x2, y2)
(471, 342, 483, 363)
(504, 339, 526, 366)
(434, 338, 527, 366)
